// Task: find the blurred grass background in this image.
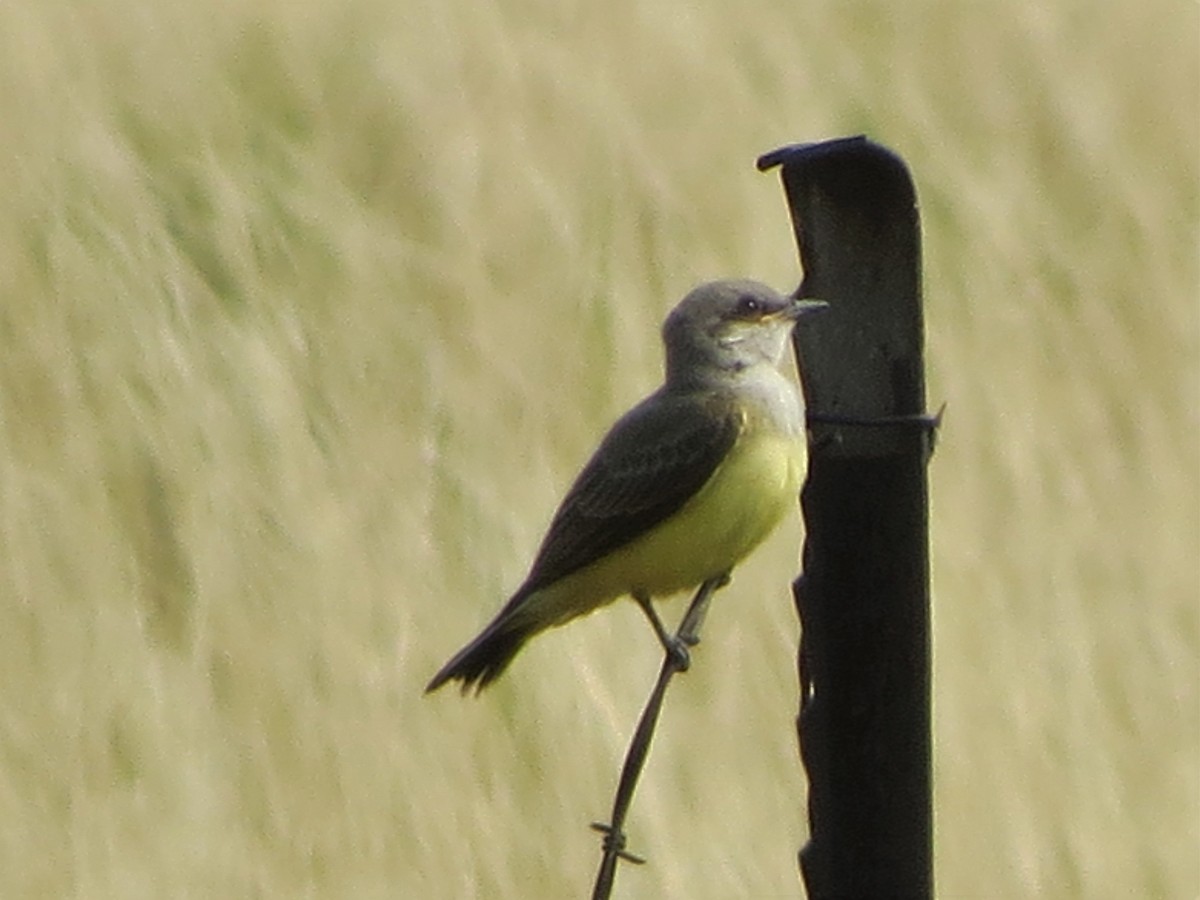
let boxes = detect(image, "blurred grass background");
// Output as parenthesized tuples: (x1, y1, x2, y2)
(0, 0, 1196, 897)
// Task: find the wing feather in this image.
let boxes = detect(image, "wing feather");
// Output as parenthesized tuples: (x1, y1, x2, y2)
(518, 390, 743, 596)
(425, 389, 743, 694)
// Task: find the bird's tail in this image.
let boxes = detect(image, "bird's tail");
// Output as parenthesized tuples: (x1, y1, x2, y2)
(425, 617, 532, 695)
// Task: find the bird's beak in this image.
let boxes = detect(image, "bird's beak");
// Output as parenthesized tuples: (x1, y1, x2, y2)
(783, 298, 829, 320)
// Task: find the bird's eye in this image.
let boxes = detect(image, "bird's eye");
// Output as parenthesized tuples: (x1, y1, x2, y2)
(736, 294, 762, 316)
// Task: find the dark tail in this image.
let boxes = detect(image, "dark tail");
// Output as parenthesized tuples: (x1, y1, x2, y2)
(425, 618, 533, 695)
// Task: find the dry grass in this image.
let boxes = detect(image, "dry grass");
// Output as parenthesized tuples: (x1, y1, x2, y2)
(0, 1, 1196, 897)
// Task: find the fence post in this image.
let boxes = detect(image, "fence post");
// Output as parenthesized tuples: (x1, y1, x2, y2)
(758, 136, 935, 899)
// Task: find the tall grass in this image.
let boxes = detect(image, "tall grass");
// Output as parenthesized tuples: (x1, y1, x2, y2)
(0, 1, 1195, 897)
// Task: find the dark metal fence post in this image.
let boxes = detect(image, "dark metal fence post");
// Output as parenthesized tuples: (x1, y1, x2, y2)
(758, 137, 935, 899)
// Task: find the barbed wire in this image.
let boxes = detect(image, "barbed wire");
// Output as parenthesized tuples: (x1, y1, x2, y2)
(589, 574, 727, 900)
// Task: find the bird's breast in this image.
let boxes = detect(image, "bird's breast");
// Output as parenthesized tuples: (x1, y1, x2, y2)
(520, 376, 806, 623)
(609, 423, 805, 598)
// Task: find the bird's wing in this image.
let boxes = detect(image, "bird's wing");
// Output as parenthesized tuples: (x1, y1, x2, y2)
(517, 389, 743, 597)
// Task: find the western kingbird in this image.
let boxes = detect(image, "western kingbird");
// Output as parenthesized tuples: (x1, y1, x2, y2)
(426, 279, 825, 694)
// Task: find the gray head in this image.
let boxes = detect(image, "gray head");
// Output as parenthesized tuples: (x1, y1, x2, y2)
(661, 279, 825, 388)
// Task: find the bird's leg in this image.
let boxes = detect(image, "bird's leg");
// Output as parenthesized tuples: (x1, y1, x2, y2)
(632, 592, 692, 671)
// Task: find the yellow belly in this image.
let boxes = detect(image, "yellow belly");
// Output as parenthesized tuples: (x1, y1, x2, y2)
(526, 428, 804, 626)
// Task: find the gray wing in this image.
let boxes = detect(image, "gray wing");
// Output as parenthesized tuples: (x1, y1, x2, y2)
(515, 389, 743, 598)
(423, 389, 742, 694)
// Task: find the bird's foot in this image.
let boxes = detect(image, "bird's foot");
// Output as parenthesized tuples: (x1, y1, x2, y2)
(664, 635, 693, 672)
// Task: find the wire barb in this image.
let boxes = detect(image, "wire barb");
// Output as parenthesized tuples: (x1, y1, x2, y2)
(589, 822, 646, 865)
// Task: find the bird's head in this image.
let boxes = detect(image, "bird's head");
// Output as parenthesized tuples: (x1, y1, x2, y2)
(662, 280, 826, 387)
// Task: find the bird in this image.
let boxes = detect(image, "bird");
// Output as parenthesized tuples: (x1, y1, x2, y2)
(426, 279, 825, 694)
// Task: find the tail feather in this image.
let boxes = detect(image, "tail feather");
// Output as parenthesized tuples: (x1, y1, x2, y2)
(425, 621, 531, 695)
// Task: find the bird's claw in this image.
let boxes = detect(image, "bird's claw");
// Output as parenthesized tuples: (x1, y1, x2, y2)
(665, 636, 692, 671)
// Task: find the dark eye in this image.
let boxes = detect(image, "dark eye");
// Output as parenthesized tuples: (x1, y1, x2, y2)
(736, 294, 762, 316)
